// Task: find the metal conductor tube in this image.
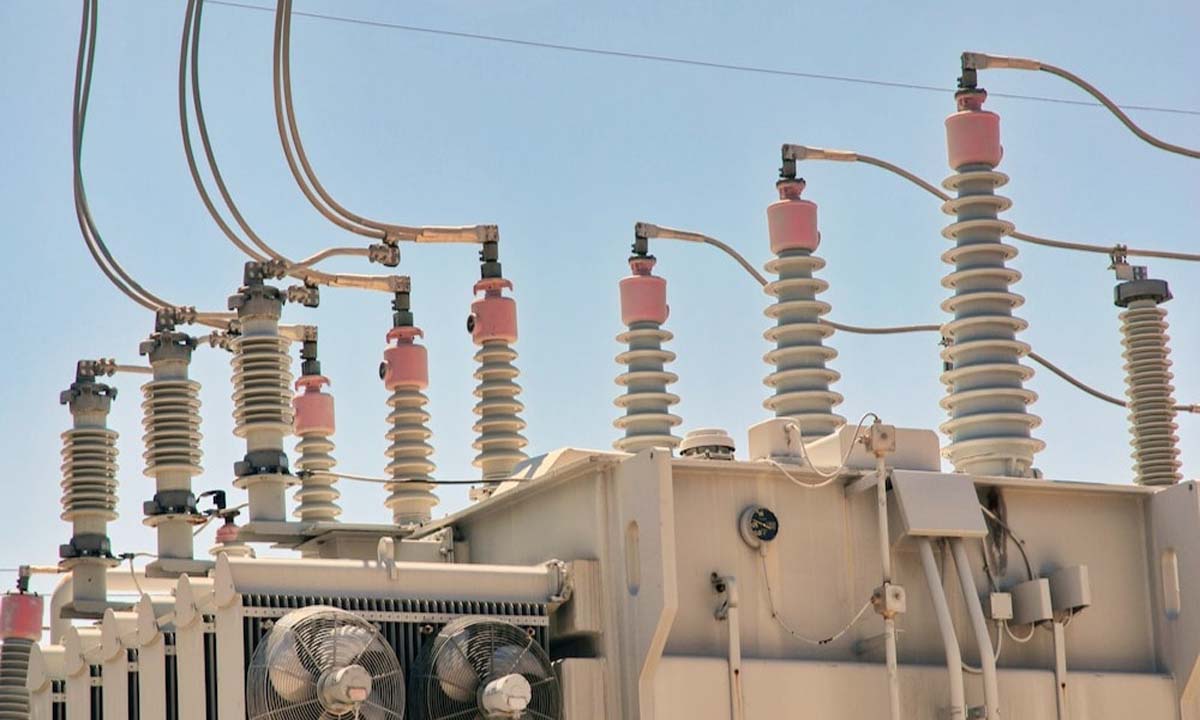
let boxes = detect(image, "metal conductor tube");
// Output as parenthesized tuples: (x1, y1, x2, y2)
(468, 278, 528, 484)
(1115, 277, 1182, 485)
(762, 177, 844, 437)
(58, 370, 120, 611)
(614, 255, 681, 452)
(939, 87, 1043, 477)
(228, 265, 296, 522)
(139, 331, 206, 575)
(382, 325, 437, 526)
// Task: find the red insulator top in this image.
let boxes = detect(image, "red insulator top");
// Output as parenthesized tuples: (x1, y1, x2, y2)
(1, 593, 43, 642)
(469, 278, 518, 344)
(767, 178, 819, 254)
(619, 257, 669, 326)
(382, 326, 429, 391)
(945, 89, 1002, 170)
(293, 375, 335, 436)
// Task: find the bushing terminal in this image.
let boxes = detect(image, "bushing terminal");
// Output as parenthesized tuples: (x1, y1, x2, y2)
(946, 89, 1002, 170)
(767, 178, 820, 254)
(293, 375, 335, 436)
(469, 278, 518, 344)
(619, 257, 669, 326)
(382, 327, 429, 390)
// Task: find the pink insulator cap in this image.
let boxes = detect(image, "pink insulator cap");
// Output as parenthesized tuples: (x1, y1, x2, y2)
(945, 90, 1002, 170)
(215, 522, 239, 545)
(293, 375, 335, 436)
(767, 179, 820, 254)
(382, 326, 429, 390)
(469, 278, 518, 344)
(1, 594, 44, 642)
(619, 257, 669, 326)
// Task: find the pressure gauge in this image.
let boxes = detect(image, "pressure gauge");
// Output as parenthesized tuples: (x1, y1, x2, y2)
(739, 506, 779, 550)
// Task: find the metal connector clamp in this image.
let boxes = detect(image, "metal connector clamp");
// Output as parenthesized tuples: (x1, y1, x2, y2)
(872, 582, 906, 619)
(368, 243, 401, 267)
(286, 283, 321, 308)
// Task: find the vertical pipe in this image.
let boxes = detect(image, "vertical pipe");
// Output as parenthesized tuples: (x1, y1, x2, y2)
(714, 577, 744, 720)
(875, 457, 902, 720)
(1052, 621, 1068, 720)
(918, 539, 965, 719)
(614, 256, 681, 452)
(762, 178, 844, 437)
(940, 87, 1043, 477)
(950, 538, 1000, 719)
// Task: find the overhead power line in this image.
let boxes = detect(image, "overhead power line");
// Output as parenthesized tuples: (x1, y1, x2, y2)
(205, 0, 1200, 118)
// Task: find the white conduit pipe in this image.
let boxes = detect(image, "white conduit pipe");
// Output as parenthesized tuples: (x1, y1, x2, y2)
(874, 455, 902, 720)
(949, 539, 999, 719)
(1052, 621, 1069, 720)
(918, 539, 966, 719)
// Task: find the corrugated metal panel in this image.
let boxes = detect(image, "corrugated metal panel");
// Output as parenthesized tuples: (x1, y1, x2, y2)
(240, 594, 550, 682)
(51, 680, 66, 720)
(163, 633, 178, 720)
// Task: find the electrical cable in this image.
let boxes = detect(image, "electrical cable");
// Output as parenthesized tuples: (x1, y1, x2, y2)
(979, 506, 1035, 582)
(182, 0, 403, 292)
(313, 470, 530, 486)
(962, 622, 1003, 675)
(275, 0, 385, 239)
(758, 554, 873, 646)
(964, 54, 1200, 159)
(801, 148, 1200, 263)
(764, 412, 880, 484)
(1037, 61, 1200, 158)
(654, 222, 1188, 415)
(72, 0, 232, 328)
(273, 0, 490, 244)
(1004, 621, 1037, 644)
(206, 1, 1200, 118)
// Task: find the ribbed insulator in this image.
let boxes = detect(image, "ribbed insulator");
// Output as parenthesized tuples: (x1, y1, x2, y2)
(230, 335, 293, 438)
(472, 340, 528, 480)
(614, 323, 681, 451)
(385, 386, 437, 525)
(294, 431, 339, 521)
(939, 169, 1043, 476)
(60, 426, 118, 523)
(140, 379, 202, 477)
(761, 251, 844, 437)
(1119, 299, 1182, 485)
(0, 638, 32, 720)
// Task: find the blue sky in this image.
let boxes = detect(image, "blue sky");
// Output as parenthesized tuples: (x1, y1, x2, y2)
(1, 0, 1197, 592)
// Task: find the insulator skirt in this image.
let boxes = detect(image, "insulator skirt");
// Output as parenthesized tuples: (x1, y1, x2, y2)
(0, 638, 33, 720)
(60, 426, 118, 522)
(472, 340, 528, 480)
(939, 168, 1043, 476)
(294, 430, 340, 521)
(1119, 299, 1182, 485)
(614, 323, 681, 452)
(761, 251, 844, 437)
(385, 386, 437, 525)
(140, 378, 202, 477)
(231, 335, 294, 439)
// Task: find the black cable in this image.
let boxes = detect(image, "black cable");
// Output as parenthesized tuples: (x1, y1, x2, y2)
(206, 0, 1200, 118)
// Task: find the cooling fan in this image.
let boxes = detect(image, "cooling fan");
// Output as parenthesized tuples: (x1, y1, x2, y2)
(408, 617, 560, 720)
(247, 606, 406, 720)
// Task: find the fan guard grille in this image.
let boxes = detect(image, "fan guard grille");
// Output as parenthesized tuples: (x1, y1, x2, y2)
(409, 616, 560, 720)
(248, 606, 406, 720)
